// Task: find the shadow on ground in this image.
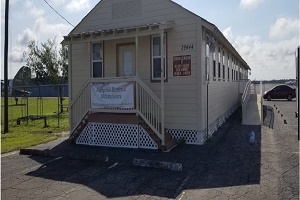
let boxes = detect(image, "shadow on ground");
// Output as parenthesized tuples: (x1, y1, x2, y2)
(26, 109, 262, 199)
(262, 105, 274, 129)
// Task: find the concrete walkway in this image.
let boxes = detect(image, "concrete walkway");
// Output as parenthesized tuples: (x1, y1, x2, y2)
(242, 94, 262, 125)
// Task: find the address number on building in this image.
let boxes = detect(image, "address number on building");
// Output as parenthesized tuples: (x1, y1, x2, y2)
(181, 44, 194, 51)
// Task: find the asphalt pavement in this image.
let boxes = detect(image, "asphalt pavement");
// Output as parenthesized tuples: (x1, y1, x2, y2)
(1, 100, 299, 200)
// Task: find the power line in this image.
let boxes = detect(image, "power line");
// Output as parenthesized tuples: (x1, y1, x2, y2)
(43, 0, 75, 27)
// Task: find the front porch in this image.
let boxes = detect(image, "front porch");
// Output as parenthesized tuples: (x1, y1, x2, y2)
(69, 76, 176, 150)
(65, 22, 177, 150)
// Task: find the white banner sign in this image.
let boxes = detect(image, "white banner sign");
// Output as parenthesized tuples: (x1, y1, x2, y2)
(91, 82, 134, 109)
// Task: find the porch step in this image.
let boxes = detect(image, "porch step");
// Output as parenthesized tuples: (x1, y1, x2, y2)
(139, 118, 177, 151)
(139, 121, 161, 145)
(88, 113, 138, 124)
(161, 132, 178, 152)
(69, 114, 89, 143)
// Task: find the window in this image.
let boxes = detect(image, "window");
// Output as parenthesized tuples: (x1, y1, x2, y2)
(218, 45, 221, 64)
(223, 64, 225, 80)
(218, 62, 221, 79)
(228, 54, 230, 67)
(228, 67, 230, 81)
(273, 86, 281, 91)
(228, 54, 230, 81)
(222, 49, 225, 65)
(233, 59, 236, 81)
(151, 34, 166, 80)
(205, 44, 210, 57)
(231, 57, 234, 81)
(213, 59, 216, 80)
(92, 43, 103, 78)
(205, 44, 209, 80)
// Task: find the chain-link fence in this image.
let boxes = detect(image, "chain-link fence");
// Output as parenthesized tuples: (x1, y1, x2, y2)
(1, 84, 69, 129)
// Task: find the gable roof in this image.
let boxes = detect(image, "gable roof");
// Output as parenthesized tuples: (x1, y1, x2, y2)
(167, 1, 250, 70)
(68, 0, 103, 35)
(67, 0, 250, 70)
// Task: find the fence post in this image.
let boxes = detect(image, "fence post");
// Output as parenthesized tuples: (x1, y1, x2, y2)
(57, 84, 60, 126)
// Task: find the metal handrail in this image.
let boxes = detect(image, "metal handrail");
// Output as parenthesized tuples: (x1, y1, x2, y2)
(242, 79, 251, 103)
(241, 79, 252, 124)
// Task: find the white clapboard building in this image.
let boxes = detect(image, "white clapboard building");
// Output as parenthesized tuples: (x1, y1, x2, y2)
(63, 0, 250, 151)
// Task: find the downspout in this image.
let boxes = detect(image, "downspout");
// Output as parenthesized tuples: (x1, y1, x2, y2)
(135, 35, 140, 147)
(206, 79, 209, 141)
(206, 47, 210, 141)
(160, 29, 165, 146)
(238, 63, 241, 106)
(135, 35, 139, 116)
(68, 41, 72, 133)
(206, 32, 215, 141)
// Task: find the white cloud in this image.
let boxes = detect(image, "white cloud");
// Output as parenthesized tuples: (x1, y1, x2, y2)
(9, 47, 24, 63)
(9, 0, 21, 5)
(9, 17, 72, 64)
(49, 0, 65, 6)
(222, 27, 298, 80)
(33, 17, 72, 45)
(25, 0, 45, 18)
(240, 0, 264, 10)
(269, 17, 299, 39)
(17, 28, 37, 46)
(223, 27, 234, 42)
(66, 0, 91, 12)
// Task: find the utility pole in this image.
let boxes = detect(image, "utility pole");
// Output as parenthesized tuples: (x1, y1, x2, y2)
(4, 0, 9, 133)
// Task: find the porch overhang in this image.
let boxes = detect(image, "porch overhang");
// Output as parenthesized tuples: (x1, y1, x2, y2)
(62, 21, 175, 44)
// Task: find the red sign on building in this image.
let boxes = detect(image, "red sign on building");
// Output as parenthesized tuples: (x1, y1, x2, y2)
(173, 55, 191, 76)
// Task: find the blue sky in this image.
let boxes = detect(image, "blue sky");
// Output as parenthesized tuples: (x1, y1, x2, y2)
(1, 0, 299, 80)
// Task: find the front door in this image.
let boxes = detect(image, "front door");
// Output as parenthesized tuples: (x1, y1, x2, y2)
(118, 45, 136, 77)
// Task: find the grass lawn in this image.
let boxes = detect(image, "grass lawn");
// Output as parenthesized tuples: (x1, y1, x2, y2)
(1, 97, 70, 153)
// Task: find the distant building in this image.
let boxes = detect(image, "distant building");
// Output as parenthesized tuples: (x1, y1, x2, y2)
(1, 79, 68, 97)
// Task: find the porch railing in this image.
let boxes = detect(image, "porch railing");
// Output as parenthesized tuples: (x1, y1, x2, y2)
(69, 77, 164, 142)
(241, 79, 252, 124)
(69, 80, 91, 134)
(135, 77, 164, 140)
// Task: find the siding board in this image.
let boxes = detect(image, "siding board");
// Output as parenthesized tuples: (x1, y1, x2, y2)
(69, 0, 247, 133)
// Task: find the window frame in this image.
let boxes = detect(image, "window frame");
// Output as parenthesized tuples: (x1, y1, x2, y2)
(213, 59, 216, 80)
(218, 45, 221, 64)
(227, 54, 230, 81)
(228, 67, 230, 81)
(91, 42, 104, 78)
(223, 64, 225, 80)
(222, 48, 225, 65)
(205, 44, 210, 81)
(151, 34, 167, 82)
(218, 62, 221, 80)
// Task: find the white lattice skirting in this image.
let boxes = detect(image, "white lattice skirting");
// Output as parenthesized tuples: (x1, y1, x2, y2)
(204, 103, 238, 139)
(76, 123, 158, 149)
(167, 104, 239, 145)
(76, 104, 238, 148)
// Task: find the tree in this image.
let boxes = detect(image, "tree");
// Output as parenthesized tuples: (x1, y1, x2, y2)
(23, 39, 68, 114)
